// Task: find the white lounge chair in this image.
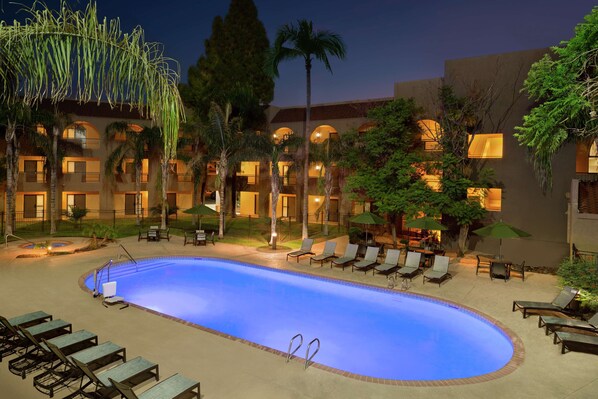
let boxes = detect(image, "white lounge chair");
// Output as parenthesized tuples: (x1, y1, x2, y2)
(331, 244, 359, 270)
(352, 246, 380, 273)
(309, 241, 337, 266)
(422, 255, 451, 286)
(373, 249, 402, 275)
(286, 239, 315, 262)
(397, 251, 422, 279)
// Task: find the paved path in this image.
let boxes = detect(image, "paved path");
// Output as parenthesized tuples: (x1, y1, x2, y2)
(1, 236, 597, 398)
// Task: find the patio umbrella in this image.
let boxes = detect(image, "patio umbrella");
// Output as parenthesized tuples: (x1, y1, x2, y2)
(183, 204, 218, 229)
(473, 221, 531, 259)
(349, 212, 386, 240)
(405, 217, 447, 231)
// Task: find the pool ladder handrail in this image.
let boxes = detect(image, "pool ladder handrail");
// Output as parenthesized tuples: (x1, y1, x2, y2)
(93, 259, 113, 297)
(4, 233, 36, 248)
(305, 338, 320, 370)
(286, 333, 303, 363)
(118, 244, 137, 267)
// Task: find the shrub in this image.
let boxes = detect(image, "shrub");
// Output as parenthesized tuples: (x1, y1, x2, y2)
(557, 258, 598, 311)
(69, 206, 88, 223)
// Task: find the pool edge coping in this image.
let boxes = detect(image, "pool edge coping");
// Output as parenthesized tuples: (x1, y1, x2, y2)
(78, 255, 525, 387)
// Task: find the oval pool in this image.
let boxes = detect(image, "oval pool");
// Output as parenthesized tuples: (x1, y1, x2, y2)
(85, 257, 516, 382)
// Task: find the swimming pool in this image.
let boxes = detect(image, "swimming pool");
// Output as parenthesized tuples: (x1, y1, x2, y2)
(85, 257, 516, 382)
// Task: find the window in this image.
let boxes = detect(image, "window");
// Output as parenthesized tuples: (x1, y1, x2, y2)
(66, 194, 86, 215)
(467, 188, 502, 211)
(468, 134, 503, 158)
(589, 141, 598, 173)
(64, 124, 87, 147)
(418, 120, 442, 151)
(23, 195, 44, 218)
(24, 160, 42, 183)
(125, 193, 142, 215)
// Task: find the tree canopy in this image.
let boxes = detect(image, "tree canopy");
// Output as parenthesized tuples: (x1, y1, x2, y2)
(0, 1, 184, 158)
(183, 0, 273, 120)
(515, 6, 598, 189)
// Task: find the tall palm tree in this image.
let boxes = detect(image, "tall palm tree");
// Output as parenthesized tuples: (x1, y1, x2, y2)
(267, 19, 346, 239)
(254, 131, 303, 243)
(104, 122, 152, 226)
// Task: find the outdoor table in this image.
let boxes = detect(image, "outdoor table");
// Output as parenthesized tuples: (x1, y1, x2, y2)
(412, 248, 435, 268)
(194, 230, 207, 246)
(490, 259, 512, 281)
(148, 226, 160, 242)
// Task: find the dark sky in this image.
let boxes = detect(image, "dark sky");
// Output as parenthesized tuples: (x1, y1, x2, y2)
(0, 0, 595, 106)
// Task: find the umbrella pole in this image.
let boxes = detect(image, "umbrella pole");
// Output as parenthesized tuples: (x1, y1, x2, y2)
(499, 238, 502, 259)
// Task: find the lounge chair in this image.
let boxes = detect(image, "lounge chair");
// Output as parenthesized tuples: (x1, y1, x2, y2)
(1, 311, 52, 358)
(34, 340, 126, 398)
(286, 238, 315, 262)
(352, 246, 380, 273)
(309, 241, 337, 266)
(331, 244, 359, 270)
(9, 327, 97, 379)
(102, 281, 129, 309)
(110, 373, 201, 399)
(539, 312, 598, 336)
(512, 286, 579, 318)
(1, 319, 71, 363)
(510, 260, 526, 281)
(0, 311, 52, 338)
(423, 255, 452, 286)
(396, 251, 423, 280)
(554, 331, 598, 355)
(67, 356, 159, 399)
(373, 249, 402, 275)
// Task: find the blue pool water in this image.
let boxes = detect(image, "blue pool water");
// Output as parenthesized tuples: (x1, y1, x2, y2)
(86, 257, 514, 381)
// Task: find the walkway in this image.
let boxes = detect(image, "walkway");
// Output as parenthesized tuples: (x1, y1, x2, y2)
(0, 236, 596, 398)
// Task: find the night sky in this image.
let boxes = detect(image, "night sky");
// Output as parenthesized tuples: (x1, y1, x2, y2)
(0, 0, 595, 106)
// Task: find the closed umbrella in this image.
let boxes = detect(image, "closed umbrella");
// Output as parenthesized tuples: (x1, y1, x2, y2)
(350, 212, 386, 241)
(473, 221, 531, 259)
(183, 204, 218, 229)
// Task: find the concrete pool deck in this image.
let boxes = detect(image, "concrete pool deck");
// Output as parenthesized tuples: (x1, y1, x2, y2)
(1, 235, 597, 398)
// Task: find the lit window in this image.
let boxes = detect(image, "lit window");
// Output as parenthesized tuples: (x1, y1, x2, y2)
(467, 188, 502, 211)
(422, 174, 441, 191)
(418, 120, 442, 151)
(468, 134, 503, 158)
(589, 141, 598, 173)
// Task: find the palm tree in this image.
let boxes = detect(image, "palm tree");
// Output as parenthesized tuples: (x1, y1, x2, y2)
(267, 19, 346, 239)
(268, 134, 302, 244)
(0, 2, 184, 182)
(104, 122, 152, 226)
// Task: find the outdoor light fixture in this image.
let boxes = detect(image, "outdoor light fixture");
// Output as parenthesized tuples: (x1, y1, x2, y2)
(315, 197, 320, 203)
(315, 132, 321, 138)
(271, 232, 278, 250)
(315, 165, 321, 170)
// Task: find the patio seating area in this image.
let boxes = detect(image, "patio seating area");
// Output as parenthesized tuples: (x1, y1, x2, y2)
(0, 235, 597, 399)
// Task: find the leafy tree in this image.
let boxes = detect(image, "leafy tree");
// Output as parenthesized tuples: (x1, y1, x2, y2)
(340, 98, 435, 247)
(182, 0, 273, 121)
(515, 7, 598, 190)
(432, 86, 495, 255)
(267, 19, 346, 239)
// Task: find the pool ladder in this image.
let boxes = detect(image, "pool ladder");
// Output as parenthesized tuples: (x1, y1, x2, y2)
(286, 333, 320, 370)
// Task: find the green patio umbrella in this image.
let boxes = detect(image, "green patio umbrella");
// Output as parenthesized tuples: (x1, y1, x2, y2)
(183, 204, 218, 229)
(473, 221, 531, 259)
(405, 217, 447, 231)
(350, 212, 386, 241)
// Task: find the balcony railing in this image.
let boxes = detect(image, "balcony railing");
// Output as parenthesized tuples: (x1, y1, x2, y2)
(63, 137, 101, 149)
(63, 172, 101, 183)
(20, 172, 46, 183)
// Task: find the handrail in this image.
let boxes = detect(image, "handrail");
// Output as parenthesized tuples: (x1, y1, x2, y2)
(118, 244, 137, 265)
(5, 233, 36, 248)
(286, 333, 303, 363)
(304, 338, 320, 370)
(93, 259, 113, 297)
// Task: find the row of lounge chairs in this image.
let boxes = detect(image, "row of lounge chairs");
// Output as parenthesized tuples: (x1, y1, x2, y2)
(512, 287, 598, 355)
(288, 239, 452, 286)
(0, 310, 200, 398)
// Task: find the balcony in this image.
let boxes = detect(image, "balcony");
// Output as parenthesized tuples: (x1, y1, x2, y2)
(62, 172, 101, 187)
(17, 172, 46, 191)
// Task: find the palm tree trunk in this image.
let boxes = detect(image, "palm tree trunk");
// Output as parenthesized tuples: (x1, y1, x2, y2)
(135, 161, 142, 226)
(218, 152, 228, 239)
(5, 120, 17, 236)
(50, 126, 59, 234)
(302, 60, 312, 239)
(270, 164, 280, 244)
(323, 167, 332, 235)
(160, 158, 169, 230)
